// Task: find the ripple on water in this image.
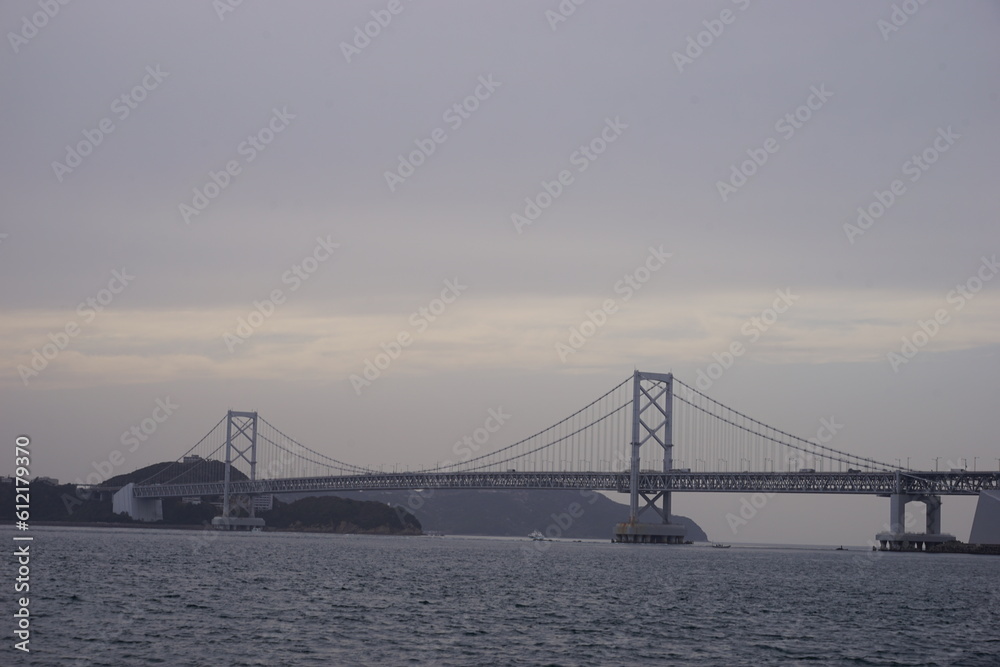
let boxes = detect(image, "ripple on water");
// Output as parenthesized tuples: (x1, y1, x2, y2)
(4, 528, 1000, 666)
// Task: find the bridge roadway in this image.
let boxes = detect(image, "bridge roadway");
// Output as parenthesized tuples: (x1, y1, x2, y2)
(129, 470, 1000, 499)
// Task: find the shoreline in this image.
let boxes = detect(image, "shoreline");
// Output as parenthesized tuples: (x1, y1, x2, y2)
(10, 524, 997, 551)
(20, 520, 422, 536)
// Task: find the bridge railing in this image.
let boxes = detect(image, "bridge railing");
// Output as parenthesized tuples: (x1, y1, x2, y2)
(128, 470, 1000, 499)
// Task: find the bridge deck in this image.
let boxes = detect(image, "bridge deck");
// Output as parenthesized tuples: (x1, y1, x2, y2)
(128, 471, 1000, 498)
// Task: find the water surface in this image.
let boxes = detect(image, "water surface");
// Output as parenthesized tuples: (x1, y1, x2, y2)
(3, 526, 998, 666)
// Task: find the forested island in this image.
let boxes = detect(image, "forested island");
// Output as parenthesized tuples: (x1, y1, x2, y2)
(264, 496, 421, 534)
(0, 469, 421, 536)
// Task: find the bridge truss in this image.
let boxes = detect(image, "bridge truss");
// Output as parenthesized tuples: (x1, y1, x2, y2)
(131, 470, 1000, 499)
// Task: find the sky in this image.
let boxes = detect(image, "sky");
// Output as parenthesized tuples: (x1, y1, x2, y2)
(1, 0, 998, 545)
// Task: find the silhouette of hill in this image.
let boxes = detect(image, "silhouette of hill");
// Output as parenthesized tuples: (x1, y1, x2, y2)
(263, 496, 421, 535)
(93, 462, 707, 539)
(104, 459, 246, 487)
(288, 489, 709, 541)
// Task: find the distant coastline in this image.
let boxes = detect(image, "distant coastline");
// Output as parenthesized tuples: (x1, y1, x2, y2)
(23, 521, 422, 536)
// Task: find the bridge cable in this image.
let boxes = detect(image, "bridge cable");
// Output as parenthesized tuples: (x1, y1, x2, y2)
(416, 375, 633, 473)
(134, 415, 227, 486)
(673, 378, 898, 470)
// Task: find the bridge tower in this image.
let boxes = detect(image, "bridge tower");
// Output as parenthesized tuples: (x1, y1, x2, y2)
(613, 371, 686, 544)
(211, 410, 265, 531)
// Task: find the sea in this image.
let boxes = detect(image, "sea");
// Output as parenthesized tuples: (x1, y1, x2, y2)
(2, 526, 998, 666)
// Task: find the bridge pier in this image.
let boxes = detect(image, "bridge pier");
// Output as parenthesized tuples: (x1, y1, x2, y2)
(112, 483, 163, 522)
(614, 371, 687, 545)
(888, 492, 942, 534)
(613, 521, 686, 544)
(969, 490, 1000, 545)
(876, 491, 954, 551)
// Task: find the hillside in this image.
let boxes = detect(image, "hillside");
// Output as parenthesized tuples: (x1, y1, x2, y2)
(1, 465, 420, 535)
(263, 496, 421, 535)
(105, 459, 246, 487)
(291, 489, 710, 541)
(0, 480, 123, 523)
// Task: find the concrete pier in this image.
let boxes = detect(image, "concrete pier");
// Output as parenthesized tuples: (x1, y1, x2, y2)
(875, 491, 952, 550)
(875, 532, 956, 551)
(613, 521, 686, 544)
(888, 493, 942, 534)
(112, 483, 163, 522)
(969, 490, 1000, 545)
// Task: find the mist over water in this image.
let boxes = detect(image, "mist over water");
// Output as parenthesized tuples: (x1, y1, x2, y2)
(6, 526, 998, 666)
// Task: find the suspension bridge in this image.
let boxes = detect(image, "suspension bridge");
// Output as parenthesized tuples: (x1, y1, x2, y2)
(110, 371, 1000, 549)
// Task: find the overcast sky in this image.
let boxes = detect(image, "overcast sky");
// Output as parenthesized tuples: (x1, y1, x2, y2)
(2, 0, 998, 545)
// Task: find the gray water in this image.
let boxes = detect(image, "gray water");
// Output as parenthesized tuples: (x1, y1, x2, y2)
(3, 526, 999, 666)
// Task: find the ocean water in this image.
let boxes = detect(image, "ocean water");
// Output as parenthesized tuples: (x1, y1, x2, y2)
(3, 526, 999, 666)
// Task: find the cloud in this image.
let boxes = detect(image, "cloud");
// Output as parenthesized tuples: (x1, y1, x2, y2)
(5, 288, 999, 390)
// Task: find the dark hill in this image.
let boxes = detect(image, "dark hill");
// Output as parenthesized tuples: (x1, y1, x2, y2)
(289, 489, 709, 541)
(1, 468, 419, 534)
(263, 496, 420, 535)
(104, 459, 246, 487)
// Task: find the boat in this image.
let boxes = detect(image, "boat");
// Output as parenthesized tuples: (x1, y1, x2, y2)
(835, 546, 847, 551)
(712, 543, 730, 549)
(529, 530, 546, 541)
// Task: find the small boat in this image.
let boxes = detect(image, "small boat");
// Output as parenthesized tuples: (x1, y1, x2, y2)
(835, 546, 847, 551)
(712, 543, 730, 549)
(529, 530, 546, 541)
